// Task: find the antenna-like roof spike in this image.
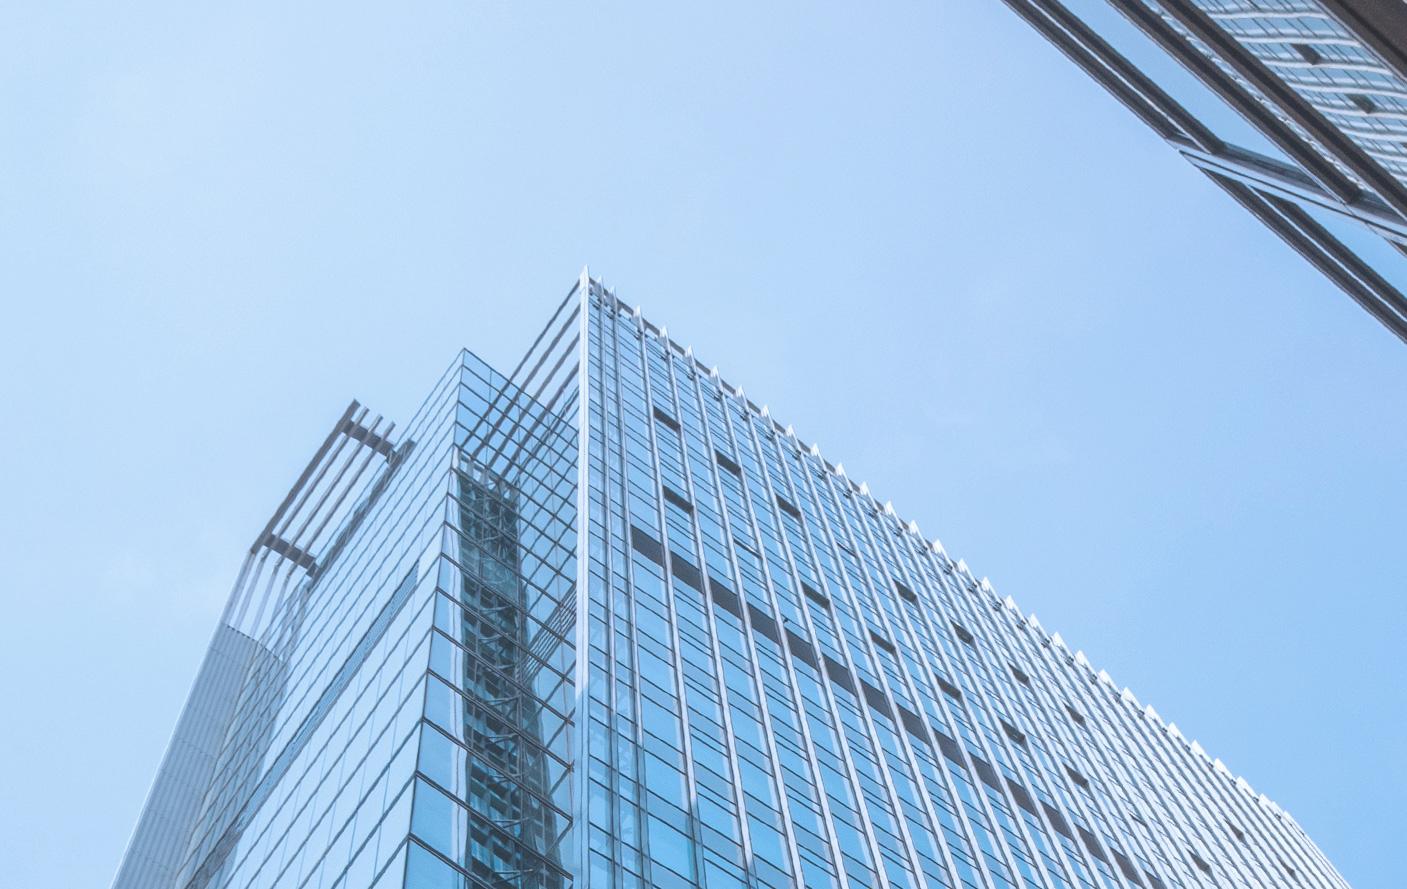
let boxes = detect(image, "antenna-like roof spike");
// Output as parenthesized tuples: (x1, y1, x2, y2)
(810, 443, 821, 457)
(785, 423, 795, 437)
(659, 325, 668, 338)
(835, 462, 846, 476)
(734, 384, 745, 398)
(931, 538, 946, 554)
(684, 345, 693, 357)
(908, 520, 921, 535)
(884, 501, 896, 516)
(760, 404, 770, 417)
(956, 558, 970, 575)
(710, 366, 719, 378)
(859, 482, 870, 496)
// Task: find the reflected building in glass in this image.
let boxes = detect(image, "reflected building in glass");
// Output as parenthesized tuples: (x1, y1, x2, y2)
(113, 274, 1351, 889)
(1001, 0, 1407, 342)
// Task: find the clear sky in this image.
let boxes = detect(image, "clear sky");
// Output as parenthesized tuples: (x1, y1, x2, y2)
(2, 2, 1403, 887)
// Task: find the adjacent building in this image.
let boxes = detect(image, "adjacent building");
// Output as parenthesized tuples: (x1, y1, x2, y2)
(1002, 0, 1407, 342)
(113, 275, 1351, 889)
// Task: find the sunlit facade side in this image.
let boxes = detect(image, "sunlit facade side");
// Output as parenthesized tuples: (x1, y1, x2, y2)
(114, 275, 1350, 889)
(1001, 0, 1407, 342)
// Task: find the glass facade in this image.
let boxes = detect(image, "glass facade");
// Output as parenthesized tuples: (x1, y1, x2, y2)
(114, 275, 1350, 889)
(1001, 0, 1407, 342)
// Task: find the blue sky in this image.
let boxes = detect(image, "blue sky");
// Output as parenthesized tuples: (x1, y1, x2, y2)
(2, 2, 1404, 886)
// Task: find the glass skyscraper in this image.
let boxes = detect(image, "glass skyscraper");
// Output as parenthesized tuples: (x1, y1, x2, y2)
(114, 273, 1350, 889)
(1001, 0, 1407, 342)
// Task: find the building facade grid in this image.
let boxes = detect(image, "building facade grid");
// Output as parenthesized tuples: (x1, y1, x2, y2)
(114, 277, 1350, 889)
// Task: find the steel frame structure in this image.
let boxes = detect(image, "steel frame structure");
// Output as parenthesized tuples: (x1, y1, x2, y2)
(1003, 0, 1407, 342)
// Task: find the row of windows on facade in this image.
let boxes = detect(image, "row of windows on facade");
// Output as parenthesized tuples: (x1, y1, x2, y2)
(640, 401, 1304, 884)
(611, 315, 1314, 888)
(624, 520, 1196, 889)
(641, 397, 1279, 881)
